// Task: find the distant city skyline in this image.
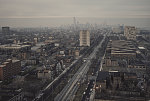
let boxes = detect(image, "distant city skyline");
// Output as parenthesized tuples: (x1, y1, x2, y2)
(0, 0, 150, 28)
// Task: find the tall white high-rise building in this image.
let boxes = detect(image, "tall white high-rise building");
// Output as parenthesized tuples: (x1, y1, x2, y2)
(80, 30, 90, 46)
(124, 26, 136, 40)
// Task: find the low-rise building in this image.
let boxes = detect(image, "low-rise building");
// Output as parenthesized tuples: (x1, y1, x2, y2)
(104, 58, 118, 67)
(95, 71, 145, 101)
(128, 59, 146, 69)
(37, 69, 52, 79)
(0, 44, 31, 53)
(0, 86, 24, 101)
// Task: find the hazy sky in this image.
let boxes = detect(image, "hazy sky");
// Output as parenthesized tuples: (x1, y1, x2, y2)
(0, 0, 150, 27)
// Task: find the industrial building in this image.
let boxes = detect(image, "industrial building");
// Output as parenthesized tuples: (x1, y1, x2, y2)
(106, 40, 136, 59)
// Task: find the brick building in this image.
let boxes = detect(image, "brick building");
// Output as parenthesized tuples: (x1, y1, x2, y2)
(0, 59, 21, 81)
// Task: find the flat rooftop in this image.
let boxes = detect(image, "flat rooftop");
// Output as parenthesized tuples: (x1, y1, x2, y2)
(0, 44, 31, 49)
(107, 40, 136, 56)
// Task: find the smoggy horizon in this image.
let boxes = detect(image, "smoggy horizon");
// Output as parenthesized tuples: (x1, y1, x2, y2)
(0, 17, 150, 28)
(0, 0, 150, 28)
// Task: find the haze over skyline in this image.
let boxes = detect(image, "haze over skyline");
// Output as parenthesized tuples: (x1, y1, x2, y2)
(0, 0, 150, 27)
